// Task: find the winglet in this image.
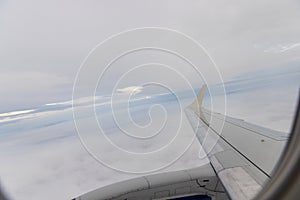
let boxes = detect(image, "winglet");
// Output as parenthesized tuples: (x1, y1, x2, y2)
(189, 84, 208, 123)
(190, 84, 207, 111)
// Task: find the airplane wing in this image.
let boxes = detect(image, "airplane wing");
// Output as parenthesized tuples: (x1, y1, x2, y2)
(185, 84, 288, 200)
(71, 85, 288, 200)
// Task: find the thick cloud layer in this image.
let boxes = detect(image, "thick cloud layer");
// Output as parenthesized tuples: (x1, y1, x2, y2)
(0, 65, 299, 200)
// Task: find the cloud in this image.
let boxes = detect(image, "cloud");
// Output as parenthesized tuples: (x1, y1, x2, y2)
(116, 86, 143, 94)
(0, 65, 298, 200)
(261, 42, 300, 53)
(0, 71, 72, 113)
(0, 98, 206, 200)
(0, 109, 35, 118)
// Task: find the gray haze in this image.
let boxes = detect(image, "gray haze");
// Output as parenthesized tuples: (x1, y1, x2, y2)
(0, 1, 300, 200)
(0, 0, 300, 112)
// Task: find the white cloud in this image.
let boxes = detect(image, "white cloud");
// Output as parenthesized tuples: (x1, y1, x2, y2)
(262, 42, 300, 53)
(0, 101, 206, 200)
(116, 86, 143, 94)
(0, 109, 35, 118)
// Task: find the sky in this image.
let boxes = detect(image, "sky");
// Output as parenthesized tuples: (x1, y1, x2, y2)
(0, 0, 300, 112)
(0, 0, 300, 200)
